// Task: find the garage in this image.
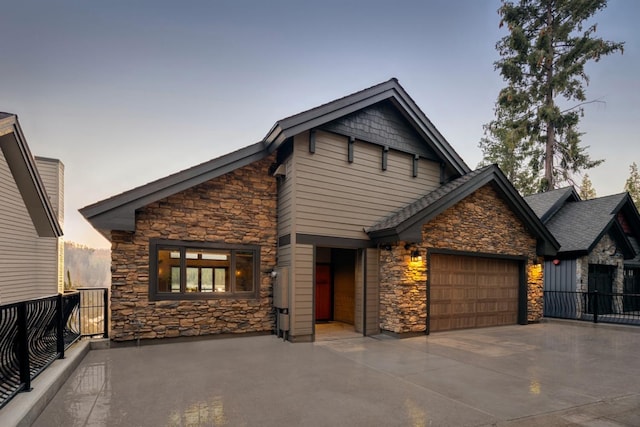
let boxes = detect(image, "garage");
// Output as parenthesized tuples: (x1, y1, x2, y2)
(429, 253, 521, 332)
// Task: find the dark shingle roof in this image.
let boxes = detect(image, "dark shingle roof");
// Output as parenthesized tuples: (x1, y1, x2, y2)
(523, 187, 579, 223)
(81, 78, 471, 236)
(544, 193, 630, 254)
(367, 166, 490, 234)
(366, 164, 559, 256)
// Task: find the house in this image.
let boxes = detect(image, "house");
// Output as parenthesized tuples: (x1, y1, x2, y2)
(525, 187, 640, 315)
(80, 79, 558, 342)
(0, 113, 64, 305)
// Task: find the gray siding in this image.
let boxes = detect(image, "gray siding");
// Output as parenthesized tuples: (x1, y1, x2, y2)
(293, 130, 442, 239)
(291, 244, 314, 337)
(365, 248, 380, 335)
(0, 152, 59, 304)
(35, 157, 64, 293)
(277, 156, 294, 240)
(35, 157, 64, 226)
(544, 259, 577, 292)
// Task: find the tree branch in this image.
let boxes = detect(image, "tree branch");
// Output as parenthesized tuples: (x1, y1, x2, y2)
(560, 97, 605, 114)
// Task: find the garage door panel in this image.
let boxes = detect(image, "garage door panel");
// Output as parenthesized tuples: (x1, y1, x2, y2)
(430, 254, 520, 333)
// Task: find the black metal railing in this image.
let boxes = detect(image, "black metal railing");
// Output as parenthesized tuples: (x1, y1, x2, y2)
(544, 290, 640, 326)
(0, 288, 108, 410)
(78, 288, 109, 338)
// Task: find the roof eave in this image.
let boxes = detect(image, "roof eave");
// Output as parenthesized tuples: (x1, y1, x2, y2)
(264, 79, 470, 176)
(369, 165, 559, 256)
(0, 114, 63, 238)
(80, 141, 268, 234)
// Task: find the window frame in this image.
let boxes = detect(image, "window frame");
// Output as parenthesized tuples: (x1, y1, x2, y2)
(149, 239, 260, 301)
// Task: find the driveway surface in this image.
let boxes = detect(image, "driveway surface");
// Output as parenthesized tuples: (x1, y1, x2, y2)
(33, 321, 640, 426)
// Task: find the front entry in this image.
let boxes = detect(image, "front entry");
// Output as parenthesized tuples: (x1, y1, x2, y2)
(315, 264, 332, 321)
(587, 264, 614, 314)
(315, 248, 358, 339)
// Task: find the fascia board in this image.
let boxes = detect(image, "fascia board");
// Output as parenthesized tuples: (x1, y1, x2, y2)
(0, 116, 63, 237)
(80, 142, 266, 221)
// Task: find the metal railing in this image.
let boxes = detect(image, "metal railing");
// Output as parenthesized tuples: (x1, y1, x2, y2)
(544, 290, 640, 326)
(0, 288, 109, 409)
(77, 288, 109, 338)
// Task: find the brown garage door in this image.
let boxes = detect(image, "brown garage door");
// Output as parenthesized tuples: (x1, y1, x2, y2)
(429, 254, 520, 332)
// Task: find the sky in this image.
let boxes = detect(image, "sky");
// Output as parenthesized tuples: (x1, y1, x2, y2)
(1, 0, 638, 249)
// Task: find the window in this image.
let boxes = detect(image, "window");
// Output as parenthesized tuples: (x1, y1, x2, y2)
(150, 239, 259, 300)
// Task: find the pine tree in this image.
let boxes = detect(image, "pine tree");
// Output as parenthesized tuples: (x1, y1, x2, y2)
(480, 0, 624, 193)
(625, 162, 640, 206)
(579, 174, 596, 199)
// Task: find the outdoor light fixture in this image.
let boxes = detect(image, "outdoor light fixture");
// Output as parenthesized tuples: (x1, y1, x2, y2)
(410, 250, 421, 263)
(552, 259, 561, 265)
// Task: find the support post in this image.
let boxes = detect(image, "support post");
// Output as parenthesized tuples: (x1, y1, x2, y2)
(57, 294, 65, 358)
(103, 288, 109, 338)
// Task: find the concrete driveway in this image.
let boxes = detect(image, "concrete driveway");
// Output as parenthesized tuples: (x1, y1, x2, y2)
(32, 321, 640, 426)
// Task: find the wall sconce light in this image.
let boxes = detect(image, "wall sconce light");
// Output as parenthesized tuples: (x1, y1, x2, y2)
(410, 250, 422, 263)
(552, 259, 560, 266)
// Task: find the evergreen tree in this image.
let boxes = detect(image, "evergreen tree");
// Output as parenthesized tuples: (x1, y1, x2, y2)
(480, 0, 624, 193)
(625, 162, 640, 206)
(579, 173, 596, 199)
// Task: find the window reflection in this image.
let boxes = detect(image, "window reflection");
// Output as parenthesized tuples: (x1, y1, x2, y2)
(154, 244, 256, 298)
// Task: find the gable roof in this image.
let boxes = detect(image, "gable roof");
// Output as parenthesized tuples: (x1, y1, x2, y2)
(81, 79, 470, 236)
(524, 187, 580, 223)
(366, 164, 559, 256)
(80, 142, 266, 234)
(264, 78, 470, 176)
(542, 192, 636, 257)
(0, 113, 63, 237)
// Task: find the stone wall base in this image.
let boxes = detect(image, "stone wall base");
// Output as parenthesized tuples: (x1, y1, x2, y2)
(380, 330, 426, 339)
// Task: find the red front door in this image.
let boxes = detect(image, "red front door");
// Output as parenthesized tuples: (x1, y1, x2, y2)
(315, 264, 331, 321)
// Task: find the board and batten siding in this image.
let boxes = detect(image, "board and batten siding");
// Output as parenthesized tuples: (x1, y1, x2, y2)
(292, 131, 442, 239)
(0, 152, 59, 304)
(544, 259, 577, 292)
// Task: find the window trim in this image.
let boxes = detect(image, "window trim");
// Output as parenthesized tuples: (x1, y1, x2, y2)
(149, 239, 261, 301)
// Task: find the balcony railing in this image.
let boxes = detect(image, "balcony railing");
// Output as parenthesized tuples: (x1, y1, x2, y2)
(0, 288, 108, 409)
(544, 290, 640, 326)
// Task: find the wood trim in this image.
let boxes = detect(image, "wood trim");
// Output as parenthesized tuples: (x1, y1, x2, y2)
(309, 129, 316, 154)
(382, 146, 389, 171)
(348, 136, 355, 163)
(148, 239, 261, 301)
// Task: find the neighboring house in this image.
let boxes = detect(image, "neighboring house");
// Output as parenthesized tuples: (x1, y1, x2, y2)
(0, 113, 64, 305)
(525, 187, 640, 315)
(81, 79, 558, 342)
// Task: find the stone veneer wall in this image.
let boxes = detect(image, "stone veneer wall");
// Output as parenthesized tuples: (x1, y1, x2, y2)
(110, 155, 277, 341)
(576, 232, 624, 293)
(379, 184, 541, 334)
